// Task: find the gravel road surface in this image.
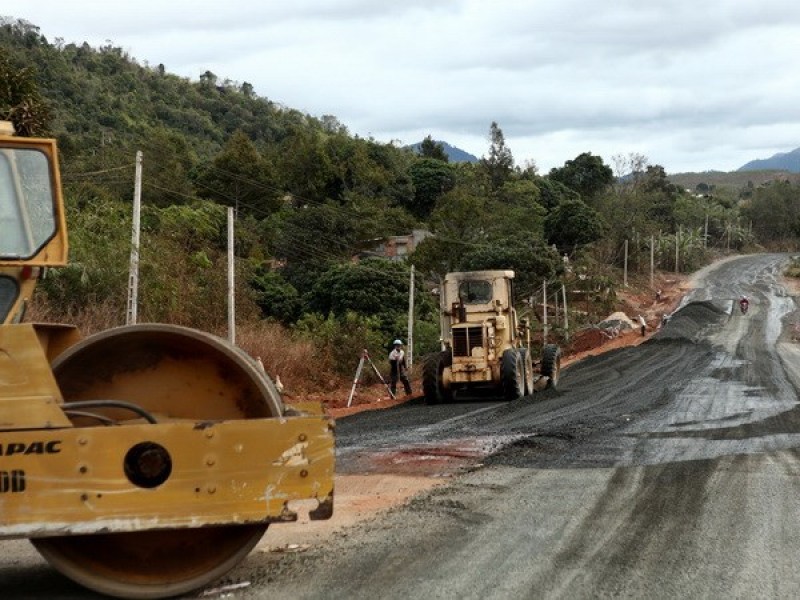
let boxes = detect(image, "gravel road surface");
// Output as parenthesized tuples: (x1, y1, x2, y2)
(3, 253, 799, 599)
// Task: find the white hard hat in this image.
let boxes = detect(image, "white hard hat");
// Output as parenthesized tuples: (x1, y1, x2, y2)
(393, 339, 403, 345)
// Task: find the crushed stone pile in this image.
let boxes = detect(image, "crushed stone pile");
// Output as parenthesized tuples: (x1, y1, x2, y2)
(597, 311, 637, 331)
(655, 300, 729, 342)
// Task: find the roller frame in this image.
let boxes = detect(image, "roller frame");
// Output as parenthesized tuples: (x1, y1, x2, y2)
(0, 415, 334, 539)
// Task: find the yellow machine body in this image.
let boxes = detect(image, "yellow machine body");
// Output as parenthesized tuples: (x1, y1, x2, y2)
(0, 410, 334, 538)
(0, 126, 335, 598)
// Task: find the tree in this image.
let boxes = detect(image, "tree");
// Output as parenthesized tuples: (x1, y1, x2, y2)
(250, 269, 302, 324)
(304, 259, 435, 339)
(0, 46, 50, 135)
(536, 177, 580, 211)
(458, 239, 562, 300)
(482, 177, 549, 241)
(276, 128, 336, 203)
(135, 127, 198, 208)
(194, 130, 281, 217)
(480, 121, 514, 191)
(545, 198, 605, 252)
(419, 135, 449, 162)
(199, 70, 218, 88)
(37, 192, 130, 316)
(611, 152, 648, 187)
(548, 152, 614, 203)
(408, 158, 456, 219)
(638, 165, 683, 228)
(743, 181, 800, 243)
(271, 195, 414, 280)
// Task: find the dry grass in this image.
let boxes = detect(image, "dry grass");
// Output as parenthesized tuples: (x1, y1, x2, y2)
(236, 321, 345, 394)
(26, 296, 126, 335)
(26, 296, 347, 395)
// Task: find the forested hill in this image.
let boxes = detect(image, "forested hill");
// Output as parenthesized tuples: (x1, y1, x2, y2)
(0, 17, 380, 210)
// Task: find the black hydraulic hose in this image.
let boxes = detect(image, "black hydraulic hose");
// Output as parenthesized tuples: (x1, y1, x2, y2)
(62, 410, 117, 426)
(62, 400, 159, 424)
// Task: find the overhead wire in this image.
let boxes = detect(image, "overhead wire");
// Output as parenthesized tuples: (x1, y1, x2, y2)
(144, 181, 414, 284)
(60, 157, 609, 289)
(62, 163, 136, 180)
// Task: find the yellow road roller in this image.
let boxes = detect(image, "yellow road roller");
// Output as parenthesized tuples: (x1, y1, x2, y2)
(0, 123, 334, 598)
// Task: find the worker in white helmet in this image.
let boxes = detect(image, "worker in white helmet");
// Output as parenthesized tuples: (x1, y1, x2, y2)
(388, 339, 412, 396)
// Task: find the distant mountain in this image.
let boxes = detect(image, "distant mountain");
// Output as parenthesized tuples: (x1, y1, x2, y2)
(668, 169, 800, 193)
(408, 140, 479, 163)
(738, 148, 800, 172)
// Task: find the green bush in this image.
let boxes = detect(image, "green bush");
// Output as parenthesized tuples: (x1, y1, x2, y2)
(295, 311, 386, 377)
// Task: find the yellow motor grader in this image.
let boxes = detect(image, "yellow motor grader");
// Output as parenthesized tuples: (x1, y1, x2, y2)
(423, 270, 561, 403)
(0, 123, 334, 598)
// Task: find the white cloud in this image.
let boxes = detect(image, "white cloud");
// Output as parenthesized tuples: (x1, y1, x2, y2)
(5, 0, 800, 173)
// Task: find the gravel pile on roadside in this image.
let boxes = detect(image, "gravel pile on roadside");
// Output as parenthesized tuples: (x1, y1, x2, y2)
(655, 300, 729, 342)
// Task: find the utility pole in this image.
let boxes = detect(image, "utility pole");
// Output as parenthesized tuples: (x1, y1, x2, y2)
(227, 207, 235, 345)
(623, 239, 628, 287)
(542, 279, 548, 344)
(704, 213, 709, 249)
(554, 288, 559, 324)
(675, 227, 680, 274)
(407, 265, 415, 369)
(126, 151, 143, 325)
(650, 234, 655, 288)
(562, 284, 569, 341)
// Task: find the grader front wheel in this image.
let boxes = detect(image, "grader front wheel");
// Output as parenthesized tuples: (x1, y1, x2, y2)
(423, 351, 453, 405)
(501, 349, 525, 400)
(32, 324, 283, 599)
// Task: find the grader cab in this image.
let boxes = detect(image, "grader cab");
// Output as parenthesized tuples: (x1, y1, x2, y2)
(423, 270, 561, 404)
(0, 124, 334, 598)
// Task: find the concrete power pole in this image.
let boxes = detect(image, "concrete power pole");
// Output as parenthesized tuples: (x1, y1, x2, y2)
(126, 151, 143, 325)
(561, 284, 569, 342)
(650, 234, 655, 288)
(407, 264, 415, 369)
(227, 207, 235, 345)
(623, 239, 628, 287)
(542, 279, 548, 344)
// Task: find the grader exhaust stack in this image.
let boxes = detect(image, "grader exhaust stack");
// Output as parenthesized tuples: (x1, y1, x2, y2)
(0, 126, 335, 598)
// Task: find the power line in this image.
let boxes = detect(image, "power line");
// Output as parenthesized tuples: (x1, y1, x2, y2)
(62, 163, 136, 180)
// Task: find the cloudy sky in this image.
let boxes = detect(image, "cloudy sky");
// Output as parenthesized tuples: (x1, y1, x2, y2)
(6, 1, 800, 173)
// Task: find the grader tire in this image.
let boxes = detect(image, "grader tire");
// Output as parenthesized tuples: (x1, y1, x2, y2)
(541, 344, 562, 391)
(32, 324, 282, 599)
(423, 351, 452, 405)
(501, 349, 525, 400)
(518, 348, 535, 396)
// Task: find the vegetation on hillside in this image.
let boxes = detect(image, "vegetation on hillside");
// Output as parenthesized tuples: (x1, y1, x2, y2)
(2, 17, 798, 390)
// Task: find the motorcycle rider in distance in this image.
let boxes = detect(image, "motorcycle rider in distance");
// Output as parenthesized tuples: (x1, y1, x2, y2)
(739, 295, 749, 314)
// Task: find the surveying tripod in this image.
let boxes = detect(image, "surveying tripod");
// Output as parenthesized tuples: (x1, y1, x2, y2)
(347, 349, 396, 407)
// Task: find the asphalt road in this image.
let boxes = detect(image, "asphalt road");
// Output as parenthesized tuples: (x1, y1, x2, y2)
(4, 253, 800, 599)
